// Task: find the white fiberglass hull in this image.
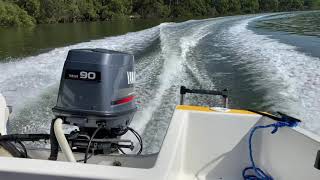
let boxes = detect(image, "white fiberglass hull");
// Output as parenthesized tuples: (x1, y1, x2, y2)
(0, 94, 320, 179)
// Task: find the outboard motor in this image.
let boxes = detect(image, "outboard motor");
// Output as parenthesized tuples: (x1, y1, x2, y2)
(50, 49, 140, 161)
(53, 48, 136, 133)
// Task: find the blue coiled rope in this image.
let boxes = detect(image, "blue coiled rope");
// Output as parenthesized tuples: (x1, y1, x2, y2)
(242, 120, 299, 180)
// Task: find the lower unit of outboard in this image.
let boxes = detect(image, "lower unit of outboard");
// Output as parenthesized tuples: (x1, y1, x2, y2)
(49, 49, 141, 162)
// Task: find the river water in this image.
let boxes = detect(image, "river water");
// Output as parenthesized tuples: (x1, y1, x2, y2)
(0, 11, 319, 154)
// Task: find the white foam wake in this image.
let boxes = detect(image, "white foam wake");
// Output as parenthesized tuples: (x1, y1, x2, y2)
(0, 26, 160, 111)
(123, 20, 218, 153)
(0, 25, 161, 134)
(130, 21, 214, 134)
(225, 17, 320, 134)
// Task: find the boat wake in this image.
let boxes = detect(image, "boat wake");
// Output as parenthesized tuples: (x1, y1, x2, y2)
(225, 17, 320, 134)
(1, 14, 320, 153)
(1, 25, 160, 134)
(127, 20, 218, 153)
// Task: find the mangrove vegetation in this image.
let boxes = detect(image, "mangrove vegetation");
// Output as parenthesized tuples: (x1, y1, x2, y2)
(0, 0, 319, 26)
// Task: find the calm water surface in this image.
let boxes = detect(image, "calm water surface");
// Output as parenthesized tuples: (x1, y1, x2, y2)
(0, 19, 163, 60)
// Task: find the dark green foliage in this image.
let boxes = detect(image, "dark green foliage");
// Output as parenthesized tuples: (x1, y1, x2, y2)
(38, 0, 63, 23)
(133, 0, 169, 18)
(15, 0, 40, 18)
(214, 0, 230, 15)
(77, 0, 99, 21)
(241, 0, 259, 13)
(0, 0, 35, 26)
(292, 0, 304, 9)
(305, 0, 320, 9)
(0, 0, 319, 26)
(100, 0, 132, 20)
(259, 0, 279, 12)
(229, 0, 241, 13)
(171, 0, 211, 17)
(278, 0, 304, 10)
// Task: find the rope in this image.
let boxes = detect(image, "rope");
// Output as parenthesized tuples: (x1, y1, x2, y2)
(242, 120, 299, 180)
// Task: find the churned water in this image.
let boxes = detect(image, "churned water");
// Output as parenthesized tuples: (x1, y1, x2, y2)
(0, 11, 319, 154)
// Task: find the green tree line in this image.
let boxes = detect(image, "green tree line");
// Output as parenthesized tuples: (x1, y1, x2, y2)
(0, 0, 319, 27)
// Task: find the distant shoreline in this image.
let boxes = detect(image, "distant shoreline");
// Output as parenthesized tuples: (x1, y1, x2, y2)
(0, 0, 319, 27)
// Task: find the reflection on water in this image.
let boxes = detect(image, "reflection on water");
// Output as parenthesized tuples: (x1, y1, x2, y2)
(0, 19, 163, 60)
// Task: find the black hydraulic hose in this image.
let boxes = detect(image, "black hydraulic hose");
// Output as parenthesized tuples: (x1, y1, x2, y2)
(315, 150, 320, 170)
(0, 133, 50, 159)
(84, 126, 103, 163)
(16, 140, 28, 158)
(0, 133, 50, 158)
(77, 153, 93, 162)
(117, 147, 127, 155)
(128, 127, 143, 155)
(246, 109, 301, 123)
(0, 141, 24, 158)
(116, 128, 142, 155)
(48, 118, 59, 160)
(0, 134, 50, 141)
(112, 128, 129, 136)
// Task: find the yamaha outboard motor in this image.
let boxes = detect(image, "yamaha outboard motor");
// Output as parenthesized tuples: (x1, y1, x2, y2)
(53, 48, 136, 131)
(50, 49, 140, 160)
